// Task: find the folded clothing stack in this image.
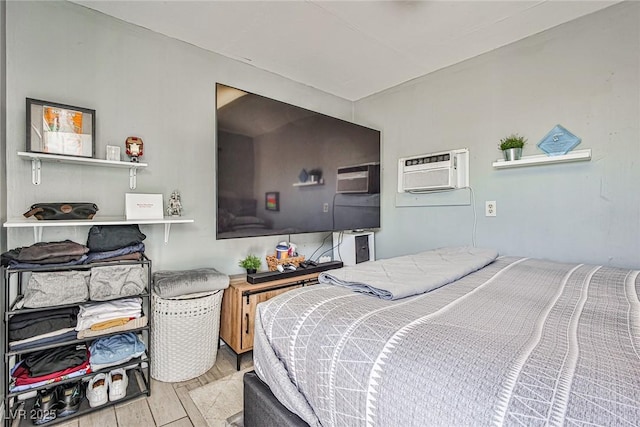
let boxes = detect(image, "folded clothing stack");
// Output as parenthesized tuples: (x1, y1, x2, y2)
(23, 345, 88, 377)
(89, 333, 146, 371)
(84, 225, 146, 264)
(76, 298, 142, 332)
(9, 307, 79, 351)
(20, 264, 148, 310)
(24, 271, 90, 308)
(86, 225, 146, 253)
(10, 345, 90, 393)
(84, 242, 145, 264)
(1, 225, 147, 269)
(2, 240, 89, 268)
(88, 264, 147, 301)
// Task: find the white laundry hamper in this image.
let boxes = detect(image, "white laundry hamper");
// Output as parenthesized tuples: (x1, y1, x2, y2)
(151, 290, 223, 382)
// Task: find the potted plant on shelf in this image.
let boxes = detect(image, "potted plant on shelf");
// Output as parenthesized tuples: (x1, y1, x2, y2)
(499, 133, 527, 161)
(239, 254, 261, 274)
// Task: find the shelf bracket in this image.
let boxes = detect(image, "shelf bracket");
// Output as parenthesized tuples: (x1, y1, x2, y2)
(164, 223, 171, 243)
(129, 167, 137, 190)
(31, 159, 42, 185)
(33, 226, 43, 243)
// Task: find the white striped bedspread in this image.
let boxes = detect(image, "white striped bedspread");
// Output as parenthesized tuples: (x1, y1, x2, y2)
(253, 256, 640, 427)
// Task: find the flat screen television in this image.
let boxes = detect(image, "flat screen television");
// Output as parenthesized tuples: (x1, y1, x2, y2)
(216, 83, 381, 240)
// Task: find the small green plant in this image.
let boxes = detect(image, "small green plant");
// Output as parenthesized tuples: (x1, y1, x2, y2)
(239, 254, 261, 270)
(499, 133, 527, 151)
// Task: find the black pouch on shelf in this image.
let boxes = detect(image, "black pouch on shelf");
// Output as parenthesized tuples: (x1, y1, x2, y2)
(23, 203, 98, 220)
(86, 224, 147, 252)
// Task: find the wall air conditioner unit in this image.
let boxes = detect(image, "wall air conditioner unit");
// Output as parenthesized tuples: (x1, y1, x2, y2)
(337, 163, 380, 194)
(397, 148, 469, 193)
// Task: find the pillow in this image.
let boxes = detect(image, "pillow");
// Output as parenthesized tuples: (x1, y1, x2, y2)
(153, 268, 229, 298)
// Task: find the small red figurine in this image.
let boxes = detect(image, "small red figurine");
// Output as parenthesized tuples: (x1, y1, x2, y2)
(125, 136, 144, 162)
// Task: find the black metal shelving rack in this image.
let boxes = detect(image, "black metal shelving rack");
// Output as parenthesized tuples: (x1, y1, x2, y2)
(2, 256, 153, 427)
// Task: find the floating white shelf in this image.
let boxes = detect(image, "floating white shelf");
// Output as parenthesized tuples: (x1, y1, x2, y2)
(18, 151, 148, 189)
(492, 149, 591, 169)
(293, 179, 324, 187)
(4, 216, 194, 243)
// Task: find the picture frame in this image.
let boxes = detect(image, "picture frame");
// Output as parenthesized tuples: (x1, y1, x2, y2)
(265, 191, 280, 211)
(26, 98, 95, 158)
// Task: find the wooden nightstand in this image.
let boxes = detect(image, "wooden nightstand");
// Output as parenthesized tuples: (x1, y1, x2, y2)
(220, 272, 320, 370)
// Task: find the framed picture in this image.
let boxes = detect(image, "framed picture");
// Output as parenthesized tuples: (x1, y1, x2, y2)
(26, 98, 95, 158)
(265, 191, 279, 211)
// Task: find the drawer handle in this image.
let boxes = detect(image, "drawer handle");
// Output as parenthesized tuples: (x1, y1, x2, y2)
(245, 313, 249, 334)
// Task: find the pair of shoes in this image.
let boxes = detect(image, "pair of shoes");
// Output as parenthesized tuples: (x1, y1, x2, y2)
(86, 369, 128, 408)
(109, 369, 128, 402)
(32, 388, 59, 425)
(57, 381, 84, 417)
(32, 381, 84, 425)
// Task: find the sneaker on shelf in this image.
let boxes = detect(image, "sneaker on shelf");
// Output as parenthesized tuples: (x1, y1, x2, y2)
(57, 381, 84, 417)
(32, 387, 60, 425)
(86, 373, 109, 408)
(108, 369, 128, 402)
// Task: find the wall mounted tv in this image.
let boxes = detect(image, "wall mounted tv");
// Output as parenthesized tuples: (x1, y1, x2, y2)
(216, 83, 381, 240)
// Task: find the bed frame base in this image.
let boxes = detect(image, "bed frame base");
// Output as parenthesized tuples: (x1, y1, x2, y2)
(243, 371, 309, 427)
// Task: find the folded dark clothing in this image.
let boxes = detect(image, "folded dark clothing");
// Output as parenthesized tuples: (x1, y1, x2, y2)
(19, 254, 84, 265)
(9, 307, 79, 341)
(10, 317, 77, 341)
(17, 240, 89, 263)
(94, 252, 143, 263)
(23, 344, 88, 377)
(9, 255, 88, 269)
(9, 306, 79, 330)
(87, 225, 146, 252)
(84, 242, 145, 263)
(9, 330, 78, 351)
(1, 247, 23, 267)
(12, 359, 89, 387)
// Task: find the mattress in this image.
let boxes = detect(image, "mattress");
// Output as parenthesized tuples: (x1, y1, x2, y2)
(252, 254, 640, 426)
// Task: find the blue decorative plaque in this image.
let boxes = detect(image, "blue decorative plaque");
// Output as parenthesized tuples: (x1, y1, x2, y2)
(537, 124, 581, 156)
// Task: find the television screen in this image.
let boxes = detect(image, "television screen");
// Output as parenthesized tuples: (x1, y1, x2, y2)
(216, 83, 381, 240)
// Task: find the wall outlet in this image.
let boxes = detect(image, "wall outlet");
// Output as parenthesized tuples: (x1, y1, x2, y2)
(485, 201, 497, 217)
(323, 203, 329, 213)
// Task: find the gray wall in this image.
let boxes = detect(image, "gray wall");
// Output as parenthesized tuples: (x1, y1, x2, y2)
(355, 2, 640, 268)
(4, 1, 353, 273)
(4, 0, 639, 275)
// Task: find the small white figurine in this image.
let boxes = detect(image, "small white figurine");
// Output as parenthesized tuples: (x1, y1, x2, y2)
(167, 190, 183, 217)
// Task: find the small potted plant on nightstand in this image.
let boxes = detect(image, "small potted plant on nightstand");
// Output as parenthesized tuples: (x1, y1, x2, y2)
(239, 254, 261, 274)
(499, 133, 527, 161)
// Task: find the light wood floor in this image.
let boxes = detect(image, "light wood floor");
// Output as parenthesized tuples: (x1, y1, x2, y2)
(52, 345, 253, 427)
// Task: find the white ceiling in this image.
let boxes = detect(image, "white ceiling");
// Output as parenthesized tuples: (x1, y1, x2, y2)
(72, 0, 620, 101)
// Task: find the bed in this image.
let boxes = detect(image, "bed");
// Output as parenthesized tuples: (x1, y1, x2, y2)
(248, 247, 640, 426)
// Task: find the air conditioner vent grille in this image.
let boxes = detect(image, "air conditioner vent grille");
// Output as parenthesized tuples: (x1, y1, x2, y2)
(397, 148, 469, 192)
(403, 169, 450, 190)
